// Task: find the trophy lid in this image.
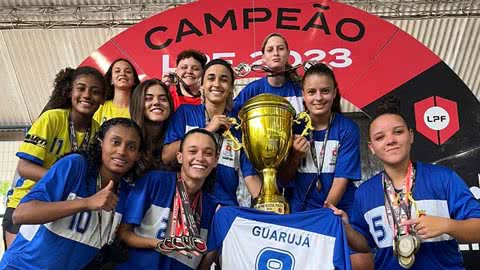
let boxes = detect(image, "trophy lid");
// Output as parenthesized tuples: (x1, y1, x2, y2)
(238, 94, 296, 119)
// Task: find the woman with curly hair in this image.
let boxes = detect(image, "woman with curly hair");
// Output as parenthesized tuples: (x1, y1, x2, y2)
(94, 58, 140, 124)
(0, 118, 145, 270)
(3, 66, 107, 248)
(116, 128, 219, 270)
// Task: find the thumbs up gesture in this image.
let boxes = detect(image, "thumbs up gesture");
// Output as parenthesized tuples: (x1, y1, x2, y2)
(85, 180, 119, 212)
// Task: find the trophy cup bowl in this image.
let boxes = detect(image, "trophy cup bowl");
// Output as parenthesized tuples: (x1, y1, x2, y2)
(238, 94, 297, 214)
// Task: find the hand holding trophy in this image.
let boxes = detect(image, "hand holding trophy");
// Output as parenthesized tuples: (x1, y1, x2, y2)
(226, 94, 311, 214)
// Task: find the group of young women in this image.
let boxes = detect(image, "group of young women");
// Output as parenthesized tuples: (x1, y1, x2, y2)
(0, 32, 478, 270)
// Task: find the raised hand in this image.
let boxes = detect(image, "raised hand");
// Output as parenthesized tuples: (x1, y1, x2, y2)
(206, 115, 230, 133)
(85, 180, 119, 212)
(291, 135, 309, 160)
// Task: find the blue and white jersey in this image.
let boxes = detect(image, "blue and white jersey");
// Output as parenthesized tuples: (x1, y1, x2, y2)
(289, 114, 361, 213)
(116, 171, 217, 270)
(0, 154, 127, 270)
(208, 207, 352, 270)
(164, 104, 256, 206)
(350, 162, 480, 270)
(233, 77, 304, 115)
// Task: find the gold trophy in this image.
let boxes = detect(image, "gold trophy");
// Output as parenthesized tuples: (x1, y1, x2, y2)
(235, 94, 312, 214)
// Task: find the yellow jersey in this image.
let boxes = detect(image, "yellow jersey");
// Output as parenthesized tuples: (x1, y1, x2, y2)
(93, 100, 130, 125)
(7, 109, 100, 208)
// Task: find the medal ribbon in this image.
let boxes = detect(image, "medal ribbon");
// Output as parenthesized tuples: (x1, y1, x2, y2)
(300, 113, 334, 210)
(169, 175, 202, 238)
(309, 113, 334, 191)
(68, 112, 90, 152)
(383, 162, 416, 237)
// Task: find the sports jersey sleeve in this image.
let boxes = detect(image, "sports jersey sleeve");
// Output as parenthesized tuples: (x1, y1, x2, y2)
(332, 216, 352, 270)
(232, 81, 260, 116)
(164, 105, 188, 145)
(16, 111, 59, 166)
(207, 207, 235, 252)
(334, 121, 361, 181)
(20, 155, 84, 203)
(445, 169, 480, 219)
(239, 150, 257, 177)
(349, 192, 376, 249)
(122, 174, 154, 225)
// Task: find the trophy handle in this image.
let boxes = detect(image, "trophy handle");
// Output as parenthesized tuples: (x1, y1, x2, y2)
(293, 112, 314, 137)
(222, 117, 243, 151)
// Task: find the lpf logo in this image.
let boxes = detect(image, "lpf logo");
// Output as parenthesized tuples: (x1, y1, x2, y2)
(414, 96, 459, 145)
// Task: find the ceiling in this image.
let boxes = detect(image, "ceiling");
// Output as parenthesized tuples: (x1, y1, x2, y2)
(0, 0, 479, 127)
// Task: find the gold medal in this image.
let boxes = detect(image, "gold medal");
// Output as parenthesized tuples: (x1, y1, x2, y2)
(398, 254, 415, 269)
(412, 234, 421, 253)
(397, 235, 415, 257)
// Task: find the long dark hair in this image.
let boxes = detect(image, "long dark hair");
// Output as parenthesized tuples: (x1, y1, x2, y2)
(302, 63, 342, 113)
(130, 79, 174, 169)
(104, 58, 141, 100)
(81, 118, 146, 182)
(201, 58, 235, 112)
(179, 128, 218, 194)
(41, 66, 107, 115)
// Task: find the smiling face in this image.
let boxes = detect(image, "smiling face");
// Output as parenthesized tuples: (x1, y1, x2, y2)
(368, 114, 414, 168)
(143, 84, 171, 123)
(111, 60, 135, 91)
(302, 74, 336, 120)
(202, 64, 233, 106)
(176, 57, 203, 90)
(262, 35, 290, 71)
(177, 132, 218, 186)
(71, 74, 105, 117)
(100, 125, 141, 179)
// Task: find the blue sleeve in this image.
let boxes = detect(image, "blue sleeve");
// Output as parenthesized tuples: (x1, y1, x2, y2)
(446, 170, 480, 219)
(122, 174, 153, 225)
(207, 207, 235, 252)
(164, 105, 188, 145)
(16, 152, 44, 166)
(232, 81, 260, 116)
(240, 150, 257, 177)
(21, 156, 83, 203)
(333, 215, 352, 270)
(115, 181, 133, 215)
(349, 192, 376, 249)
(335, 121, 361, 181)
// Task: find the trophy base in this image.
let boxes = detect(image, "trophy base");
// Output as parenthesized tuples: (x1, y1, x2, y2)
(253, 195, 290, 215)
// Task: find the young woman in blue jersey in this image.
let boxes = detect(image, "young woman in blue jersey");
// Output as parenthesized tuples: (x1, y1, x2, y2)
(279, 63, 361, 213)
(162, 49, 207, 110)
(2, 66, 107, 248)
(330, 97, 480, 269)
(162, 58, 261, 206)
(129, 79, 174, 170)
(232, 32, 304, 115)
(116, 128, 219, 270)
(0, 118, 144, 270)
(94, 58, 141, 124)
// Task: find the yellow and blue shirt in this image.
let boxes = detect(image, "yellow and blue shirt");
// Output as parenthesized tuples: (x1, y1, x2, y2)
(93, 100, 130, 125)
(7, 109, 99, 208)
